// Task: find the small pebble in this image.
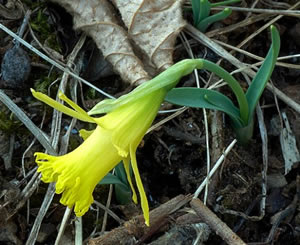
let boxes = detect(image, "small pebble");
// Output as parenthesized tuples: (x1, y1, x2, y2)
(1, 45, 31, 89)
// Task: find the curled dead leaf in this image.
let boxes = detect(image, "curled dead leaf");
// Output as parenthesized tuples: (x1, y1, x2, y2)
(50, 0, 185, 84)
(112, 0, 186, 71)
(51, 0, 150, 84)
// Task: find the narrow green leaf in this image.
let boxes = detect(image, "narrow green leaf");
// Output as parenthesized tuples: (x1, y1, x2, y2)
(115, 184, 132, 205)
(198, 0, 211, 24)
(245, 26, 280, 123)
(99, 165, 133, 205)
(165, 87, 243, 126)
(115, 162, 128, 185)
(191, 0, 201, 26)
(204, 92, 244, 127)
(99, 173, 127, 188)
(197, 8, 232, 32)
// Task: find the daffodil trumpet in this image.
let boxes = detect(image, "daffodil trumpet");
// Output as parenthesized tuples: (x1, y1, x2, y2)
(31, 58, 208, 226)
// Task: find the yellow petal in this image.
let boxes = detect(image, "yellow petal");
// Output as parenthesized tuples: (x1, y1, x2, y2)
(79, 129, 94, 140)
(130, 144, 150, 226)
(58, 92, 91, 120)
(31, 89, 95, 123)
(122, 158, 137, 204)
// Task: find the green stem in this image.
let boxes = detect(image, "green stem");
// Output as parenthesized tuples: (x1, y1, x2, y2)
(232, 117, 254, 145)
(201, 59, 249, 125)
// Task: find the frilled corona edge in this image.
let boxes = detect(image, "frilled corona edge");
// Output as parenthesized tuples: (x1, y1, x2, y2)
(35, 126, 121, 216)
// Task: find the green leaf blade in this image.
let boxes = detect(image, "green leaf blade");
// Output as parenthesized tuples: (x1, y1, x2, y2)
(99, 173, 127, 187)
(165, 87, 243, 127)
(191, 0, 201, 26)
(245, 26, 280, 123)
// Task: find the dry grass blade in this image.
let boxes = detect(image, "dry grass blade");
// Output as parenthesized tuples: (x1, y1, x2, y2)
(212, 6, 300, 17)
(194, 139, 237, 198)
(75, 217, 83, 245)
(25, 183, 56, 245)
(93, 200, 123, 224)
(206, 13, 271, 38)
(54, 207, 72, 245)
(0, 90, 56, 155)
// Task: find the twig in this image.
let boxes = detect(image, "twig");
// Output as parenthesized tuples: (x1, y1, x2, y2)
(216, 201, 263, 222)
(207, 108, 225, 204)
(246, 0, 260, 18)
(89, 195, 192, 245)
(248, 176, 299, 245)
(190, 198, 246, 245)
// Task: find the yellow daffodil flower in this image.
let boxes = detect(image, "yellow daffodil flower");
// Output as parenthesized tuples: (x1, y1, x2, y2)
(32, 88, 167, 226)
(31, 59, 205, 226)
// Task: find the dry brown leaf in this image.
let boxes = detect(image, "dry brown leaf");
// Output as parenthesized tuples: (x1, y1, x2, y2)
(50, 0, 150, 85)
(112, 0, 186, 71)
(50, 0, 185, 84)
